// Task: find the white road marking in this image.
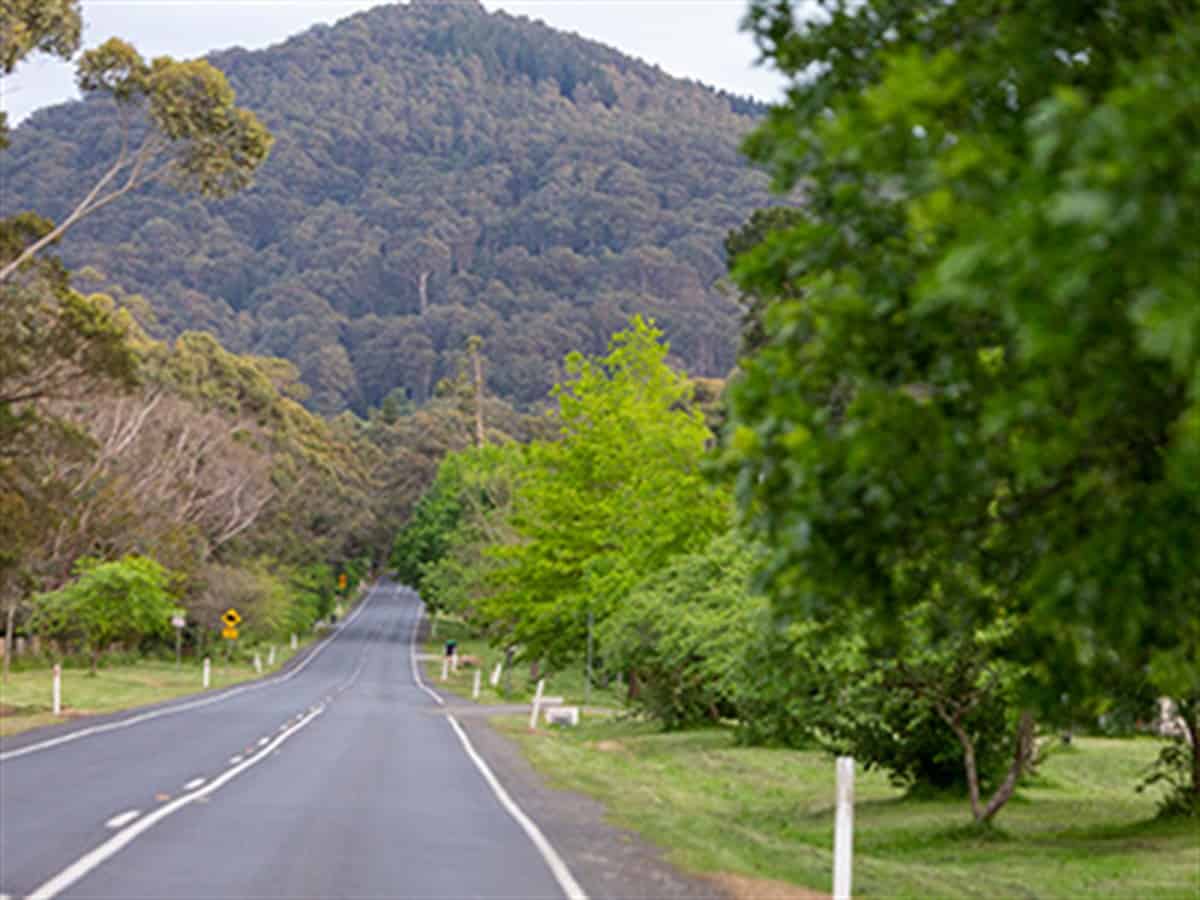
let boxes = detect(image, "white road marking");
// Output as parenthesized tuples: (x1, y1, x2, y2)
(257, 737, 269, 746)
(409, 603, 445, 706)
(0, 584, 378, 762)
(446, 715, 587, 900)
(27, 706, 324, 900)
(184, 778, 205, 790)
(228, 755, 243, 765)
(103, 810, 139, 829)
(403, 591, 583, 899)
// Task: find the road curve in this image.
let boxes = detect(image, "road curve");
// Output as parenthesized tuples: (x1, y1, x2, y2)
(0, 581, 572, 899)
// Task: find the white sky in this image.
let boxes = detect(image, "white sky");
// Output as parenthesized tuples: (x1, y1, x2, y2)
(2, 0, 787, 126)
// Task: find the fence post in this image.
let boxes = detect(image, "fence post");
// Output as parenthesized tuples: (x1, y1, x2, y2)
(834, 756, 855, 900)
(489, 661, 503, 687)
(473, 669, 481, 700)
(203, 656, 211, 689)
(52, 663, 62, 716)
(529, 678, 545, 730)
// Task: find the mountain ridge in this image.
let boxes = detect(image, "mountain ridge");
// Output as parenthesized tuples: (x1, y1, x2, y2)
(2, 0, 773, 413)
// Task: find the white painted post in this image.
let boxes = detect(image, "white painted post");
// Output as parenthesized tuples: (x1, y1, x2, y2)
(451, 648, 458, 673)
(472, 669, 482, 699)
(489, 661, 503, 687)
(203, 656, 211, 689)
(833, 756, 855, 900)
(52, 663, 62, 716)
(528, 678, 545, 730)
(441, 656, 449, 682)
(268, 645, 276, 666)
(254, 653, 262, 674)
(290, 633, 298, 651)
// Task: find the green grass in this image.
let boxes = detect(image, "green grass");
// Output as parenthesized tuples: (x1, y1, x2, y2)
(421, 615, 621, 709)
(495, 716, 1200, 899)
(0, 638, 315, 738)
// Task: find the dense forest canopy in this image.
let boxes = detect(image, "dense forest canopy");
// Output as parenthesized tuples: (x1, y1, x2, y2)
(1, 0, 774, 414)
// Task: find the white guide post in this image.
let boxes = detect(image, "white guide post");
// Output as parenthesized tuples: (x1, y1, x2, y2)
(268, 645, 276, 666)
(489, 661, 503, 687)
(254, 653, 262, 674)
(528, 678, 545, 730)
(290, 633, 298, 651)
(52, 663, 62, 716)
(833, 756, 855, 900)
(473, 669, 482, 699)
(451, 648, 458, 673)
(441, 657, 449, 682)
(203, 656, 211, 689)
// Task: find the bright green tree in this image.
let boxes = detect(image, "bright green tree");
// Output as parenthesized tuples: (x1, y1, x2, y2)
(728, 0, 1199, 818)
(485, 316, 727, 666)
(31, 555, 178, 672)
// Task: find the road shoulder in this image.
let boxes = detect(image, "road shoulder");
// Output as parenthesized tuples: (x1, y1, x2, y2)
(451, 703, 728, 900)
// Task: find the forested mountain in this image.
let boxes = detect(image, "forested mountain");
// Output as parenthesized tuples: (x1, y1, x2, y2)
(2, 0, 772, 413)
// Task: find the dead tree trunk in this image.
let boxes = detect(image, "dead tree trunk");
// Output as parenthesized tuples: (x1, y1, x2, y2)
(417, 271, 430, 315)
(469, 336, 485, 448)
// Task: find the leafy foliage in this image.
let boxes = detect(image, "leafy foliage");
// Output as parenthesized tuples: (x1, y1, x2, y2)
(31, 555, 177, 668)
(600, 532, 767, 730)
(482, 317, 727, 665)
(727, 0, 1200, 815)
(2, 0, 773, 413)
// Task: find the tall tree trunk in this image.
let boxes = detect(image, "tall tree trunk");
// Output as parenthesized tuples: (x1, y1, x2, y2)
(417, 270, 430, 315)
(3, 598, 14, 683)
(469, 336, 485, 447)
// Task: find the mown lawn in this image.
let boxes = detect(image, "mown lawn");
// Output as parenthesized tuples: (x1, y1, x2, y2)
(496, 716, 1200, 899)
(0, 639, 314, 738)
(421, 614, 622, 709)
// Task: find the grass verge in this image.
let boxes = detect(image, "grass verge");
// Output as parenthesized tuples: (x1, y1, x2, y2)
(495, 716, 1200, 899)
(419, 615, 621, 709)
(0, 637, 315, 739)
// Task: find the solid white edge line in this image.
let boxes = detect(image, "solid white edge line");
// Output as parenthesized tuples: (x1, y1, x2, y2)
(445, 715, 587, 900)
(103, 810, 139, 830)
(27, 706, 324, 900)
(0, 582, 379, 762)
(183, 778, 205, 790)
(408, 600, 444, 706)
(403, 590, 584, 900)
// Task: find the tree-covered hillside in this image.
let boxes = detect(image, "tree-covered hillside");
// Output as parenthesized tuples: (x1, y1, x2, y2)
(1, 0, 772, 413)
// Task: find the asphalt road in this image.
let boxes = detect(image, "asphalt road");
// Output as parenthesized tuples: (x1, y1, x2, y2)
(0, 582, 575, 899)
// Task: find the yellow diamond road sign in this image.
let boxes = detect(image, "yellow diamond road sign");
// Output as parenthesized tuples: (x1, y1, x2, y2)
(222, 626, 239, 640)
(221, 608, 242, 627)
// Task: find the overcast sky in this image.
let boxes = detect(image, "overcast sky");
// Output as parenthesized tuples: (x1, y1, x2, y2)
(2, 1, 787, 126)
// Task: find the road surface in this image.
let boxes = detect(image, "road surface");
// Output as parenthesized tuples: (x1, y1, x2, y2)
(0, 582, 577, 899)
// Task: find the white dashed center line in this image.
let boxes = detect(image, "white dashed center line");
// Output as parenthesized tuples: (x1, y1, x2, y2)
(184, 778, 206, 790)
(104, 810, 140, 829)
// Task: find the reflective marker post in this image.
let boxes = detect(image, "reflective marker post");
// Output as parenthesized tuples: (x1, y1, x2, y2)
(52, 663, 61, 716)
(203, 657, 211, 689)
(833, 756, 855, 900)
